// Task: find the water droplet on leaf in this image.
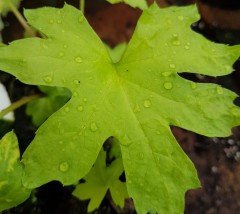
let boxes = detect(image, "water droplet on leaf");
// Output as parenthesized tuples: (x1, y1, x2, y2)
(57, 20, 62, 24)
(73, 92, 78, 97)
(78, 16, 84, 23)
(90, 122, 98, 132)
(77, 105, 83, 112)
(172, 40, 181, 46)
(231, 107, 239, 117)
(190, 82, 197, 89)
(178, 15, 184, 20)
(224, 65, 232, 72)
(162, 71, 172, 77)
(59, 162, 69, 172)
(64, 107, 70, 112)
(83, 98, 87, 102)
(58, 52, 64, 57)
(49, 19, 54, 24)
(75, 56, 83, 63)
(143, 100, 151, 108)
(169, 63, 175, 69)
(184, 45, 190, 50)
(74, 80, 80, 85)
(164, 82, 173, 90)
(216, 86, 223, 95)
(133, 104, 140, 113)
(43, 75, 53, 83)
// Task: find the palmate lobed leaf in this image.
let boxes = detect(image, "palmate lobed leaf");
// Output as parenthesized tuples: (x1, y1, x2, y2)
(0, 3, 239, 213)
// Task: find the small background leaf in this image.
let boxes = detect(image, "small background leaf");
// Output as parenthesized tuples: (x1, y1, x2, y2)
(0, 131, 31, 211)
(73, 142, 128, 212)
(26, 86, 70, 126)
(106, 0, 148, 10)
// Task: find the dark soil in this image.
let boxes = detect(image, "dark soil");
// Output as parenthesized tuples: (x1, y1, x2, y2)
(1, 0, 240, 213)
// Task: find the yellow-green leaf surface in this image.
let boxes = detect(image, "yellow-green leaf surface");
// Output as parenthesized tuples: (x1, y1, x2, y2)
(73, 148, 128, 212)
(0, 131, 31, 211)
(106, 0, 148, 10)
(0, 3, 239, 213)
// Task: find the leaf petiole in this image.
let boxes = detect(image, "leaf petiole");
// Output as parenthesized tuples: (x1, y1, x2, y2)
(8, 2, 36, 37)
(0, 94, 41, 119)
(79, 0, 85, 14)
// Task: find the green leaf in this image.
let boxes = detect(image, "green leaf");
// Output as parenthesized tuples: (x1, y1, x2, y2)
(0, 131, 31, 211)
(106, 0, 148, 10)
(0, 3, 239, 213)
(0, 0, 21, 16)
(26, 86, 70, 126)
(73, 146, 128, 212)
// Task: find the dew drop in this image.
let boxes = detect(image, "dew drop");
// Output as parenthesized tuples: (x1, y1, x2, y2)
(156, 130, 161, 135)
(224, 65, 232, 72)
(173, 33, 178, 38)
(58, 52, 64, 57)
(41, 42, 49, 50)
(190, 82, 197, 89)
(49, 19, 54, 24)
(169, 63, 176, 69)
(127, 179, 132, 184)
(73, 80, 80, 85)
(216, 86, 223, 95)
(57, 20, 62, 24)
(5, 199, 13, 203)
(59, 162, 69, 172)
(231, 108, 239, 117)
(90, 122, 98, 132)
(143, 100, 151, 108)
(73, 92, 78, 97)
(178, 15, 184, 21)
(83, 98, 87, 102)
(77, 105, 83, 112)
(43, 75, 53, 83)
(75, 56, 83, 63)
(64, 107, 70, 112)
(163, 82, 173, 90)
(63, 44, 68, 49)
(184, 45, 190, 50)
(162, 71, 172, 77)
(172, 40, 181, 46)
(78, 16, 84, 23)
(133, 104, 140, 113)
(139, 153, 144, 159)
(59, 141, 63, 145)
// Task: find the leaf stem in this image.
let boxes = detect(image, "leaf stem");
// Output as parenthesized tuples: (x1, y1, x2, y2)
(0, 94, 41, 119)
(8, 2, 36, 37)
(80, 0, 85, 14)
